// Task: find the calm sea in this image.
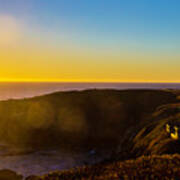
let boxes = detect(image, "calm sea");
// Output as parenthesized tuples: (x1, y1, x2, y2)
(0, 82, 180, 100)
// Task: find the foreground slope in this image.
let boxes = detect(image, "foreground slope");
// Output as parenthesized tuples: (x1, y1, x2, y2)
(27, 154, 180, 180)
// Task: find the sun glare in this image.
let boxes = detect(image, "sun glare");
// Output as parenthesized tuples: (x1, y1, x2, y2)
(0, 15, 21, 46)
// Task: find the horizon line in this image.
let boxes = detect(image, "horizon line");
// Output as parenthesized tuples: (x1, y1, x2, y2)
(0, 80, 179, 84)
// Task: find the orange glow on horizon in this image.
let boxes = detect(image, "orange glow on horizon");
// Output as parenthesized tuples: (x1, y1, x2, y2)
(0, 78, 179, 83)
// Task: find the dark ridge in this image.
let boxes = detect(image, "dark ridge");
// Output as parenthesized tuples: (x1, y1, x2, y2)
(0, 89, 178, 154)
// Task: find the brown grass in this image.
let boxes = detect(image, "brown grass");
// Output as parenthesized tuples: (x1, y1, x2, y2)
(28, 154, 180, 180)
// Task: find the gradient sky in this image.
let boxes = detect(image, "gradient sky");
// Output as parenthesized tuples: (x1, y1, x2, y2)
(0, 0, 180, 82)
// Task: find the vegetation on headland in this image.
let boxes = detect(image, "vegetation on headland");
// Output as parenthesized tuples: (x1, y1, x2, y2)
(0, 89, 180, 179)
(0, 89, 177, 152)
(31, 154, 180, 180)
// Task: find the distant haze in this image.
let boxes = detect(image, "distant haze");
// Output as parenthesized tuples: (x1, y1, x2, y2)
(0, 82, 180, 100)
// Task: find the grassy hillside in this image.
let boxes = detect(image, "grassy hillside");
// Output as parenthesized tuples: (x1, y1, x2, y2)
(0, 89, 180, 179)
(0, 89, 178, 152)
(131, 103, 180, 157)
(27, 154, 180, 180)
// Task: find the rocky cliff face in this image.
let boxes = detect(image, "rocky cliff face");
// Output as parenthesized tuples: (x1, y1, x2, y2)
(131, 102, 180, 157)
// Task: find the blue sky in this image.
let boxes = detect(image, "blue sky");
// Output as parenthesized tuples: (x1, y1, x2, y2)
(1, 0, 180, 49)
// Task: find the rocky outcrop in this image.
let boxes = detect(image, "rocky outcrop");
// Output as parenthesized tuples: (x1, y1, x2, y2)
(131, 102, 180, 157)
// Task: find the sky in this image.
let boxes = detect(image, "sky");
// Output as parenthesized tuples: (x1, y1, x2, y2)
(0, 0, 180, 82)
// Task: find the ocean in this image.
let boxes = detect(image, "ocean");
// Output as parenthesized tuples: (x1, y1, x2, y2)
(0, 82, 180, 100)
